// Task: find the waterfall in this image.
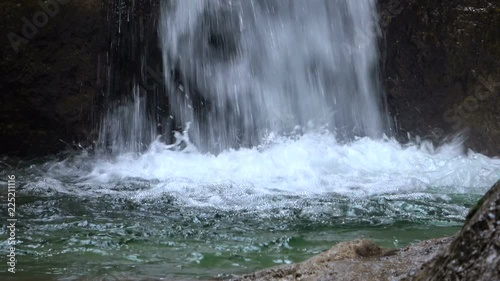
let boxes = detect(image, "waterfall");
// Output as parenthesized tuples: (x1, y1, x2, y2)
(160, 0, 388, 153)
(95, 0, 167, 155)
(17, 3, 500, 278)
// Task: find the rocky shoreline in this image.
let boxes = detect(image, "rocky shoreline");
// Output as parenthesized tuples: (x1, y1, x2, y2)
(229, 237, 453, 281)
(227, 180, 499, 281)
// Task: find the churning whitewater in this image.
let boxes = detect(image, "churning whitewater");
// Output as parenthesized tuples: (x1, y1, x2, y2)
(15, 129, 500, 279)
(31, 130, 500, 213)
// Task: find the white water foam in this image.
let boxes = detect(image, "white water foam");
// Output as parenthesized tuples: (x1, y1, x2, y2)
(33, 130, 500, 211)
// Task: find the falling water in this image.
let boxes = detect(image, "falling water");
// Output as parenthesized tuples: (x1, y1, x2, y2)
(94, 0, 166, 155)
(160, 0, 387, 152)
(97, 88, 156, 154)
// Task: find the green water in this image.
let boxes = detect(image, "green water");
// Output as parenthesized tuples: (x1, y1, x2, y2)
(1, 173, 478, 280)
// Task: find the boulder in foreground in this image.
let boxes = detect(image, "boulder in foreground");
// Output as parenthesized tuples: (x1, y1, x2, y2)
(411, 181, 500, 280)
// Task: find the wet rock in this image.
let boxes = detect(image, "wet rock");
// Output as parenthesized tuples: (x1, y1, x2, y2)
(230, 238, 453, 281)
(200, 7, 242, 62)
(378, 0, 500, 156)
(0, 0, 166, 157)
(410, 180, 500, 281)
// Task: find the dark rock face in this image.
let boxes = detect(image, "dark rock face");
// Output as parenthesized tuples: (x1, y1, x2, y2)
(378, 0, 500, 156)
(411, 181, 500, 281)
(0, 0, 166, 157)
(0, 0, 106, 157)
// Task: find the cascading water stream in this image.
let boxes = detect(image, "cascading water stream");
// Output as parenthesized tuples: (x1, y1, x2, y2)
(5, 0, 500, 279)
(160, 0, 388, 152)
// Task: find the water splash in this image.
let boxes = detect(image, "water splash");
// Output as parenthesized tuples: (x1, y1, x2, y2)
(30, 128, 500, 212)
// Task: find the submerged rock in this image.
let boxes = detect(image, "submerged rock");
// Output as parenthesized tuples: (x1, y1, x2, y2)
(410, 181, 500, 281)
